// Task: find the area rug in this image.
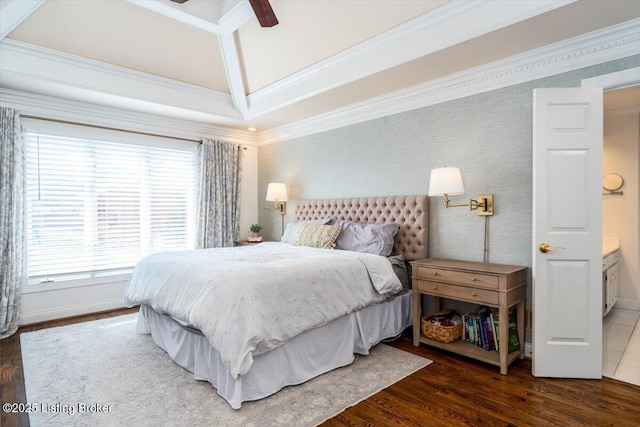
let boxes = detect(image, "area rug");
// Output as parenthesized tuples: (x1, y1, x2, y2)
(21, 314, 431, 426)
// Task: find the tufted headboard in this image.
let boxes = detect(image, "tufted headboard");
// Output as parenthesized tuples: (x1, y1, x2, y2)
(294, 195, 428, 261)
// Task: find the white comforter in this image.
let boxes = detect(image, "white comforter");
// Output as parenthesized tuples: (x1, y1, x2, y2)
(124, 242, 402, 378)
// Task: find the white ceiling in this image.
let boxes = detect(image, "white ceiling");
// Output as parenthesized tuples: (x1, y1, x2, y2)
(1, 0, 639, 140)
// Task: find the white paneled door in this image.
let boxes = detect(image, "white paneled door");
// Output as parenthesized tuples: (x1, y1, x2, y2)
(532, 88, 603, 378)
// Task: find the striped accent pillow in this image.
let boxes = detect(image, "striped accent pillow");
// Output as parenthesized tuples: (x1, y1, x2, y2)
(293, 223, 341, 249)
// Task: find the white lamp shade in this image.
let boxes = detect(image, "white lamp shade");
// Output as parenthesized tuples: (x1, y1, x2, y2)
(266, 183, 288, 201)
(428, 167, 465, 196)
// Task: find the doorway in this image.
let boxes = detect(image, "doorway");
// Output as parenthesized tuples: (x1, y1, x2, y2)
(601, 85, 640, 385)
(532, 68, 640, 379)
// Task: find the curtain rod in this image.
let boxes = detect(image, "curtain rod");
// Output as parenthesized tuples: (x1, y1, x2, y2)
(21, 115, 248, 149)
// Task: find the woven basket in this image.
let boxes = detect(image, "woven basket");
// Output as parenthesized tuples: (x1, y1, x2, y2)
(421, 316, 462, 343)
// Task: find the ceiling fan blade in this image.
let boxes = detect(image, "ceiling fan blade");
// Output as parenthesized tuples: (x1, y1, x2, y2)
(249, 0, 278, 27)
(170, 0, 278, 28)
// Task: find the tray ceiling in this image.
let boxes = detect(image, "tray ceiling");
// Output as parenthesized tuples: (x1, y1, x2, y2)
(1, 0, 639, 139)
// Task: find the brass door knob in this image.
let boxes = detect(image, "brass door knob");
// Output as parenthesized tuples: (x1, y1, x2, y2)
(539, 243, 564, 253)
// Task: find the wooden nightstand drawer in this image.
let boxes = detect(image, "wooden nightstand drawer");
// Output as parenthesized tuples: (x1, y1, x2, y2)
(415, 280, 499, 305)
(416, 266, 499, 289)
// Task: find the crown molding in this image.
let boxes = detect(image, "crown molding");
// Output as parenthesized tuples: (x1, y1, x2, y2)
(257, 19, 640, 145)
(246, 0, 576, 118)
(0, 38, 245, 124)
(0, 88, 259, 146)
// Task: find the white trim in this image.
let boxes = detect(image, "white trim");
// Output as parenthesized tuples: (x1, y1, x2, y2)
(125, 0, 223, 35)
(0, 88, 259, 146)
(22, 274, 132, 295)
(0, 0, 45, 40)
(20, 298, 127, 326)
(1, 6, 637, 146)
(219, 34, 249, 118)
(216, 0, 256, 35)
(0, 39, 243, 124)
(126, 0, 254, 37)
(247, 0, 576, 118)
(582, 66, 640, 89)
(0, 39, 230, 101)
(258, 19, 640, 145)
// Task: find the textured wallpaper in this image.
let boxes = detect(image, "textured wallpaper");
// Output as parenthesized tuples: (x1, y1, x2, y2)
(258, 55, 640, 310)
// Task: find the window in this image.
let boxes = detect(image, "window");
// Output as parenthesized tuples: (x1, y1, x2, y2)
(24, 121, 197, 286)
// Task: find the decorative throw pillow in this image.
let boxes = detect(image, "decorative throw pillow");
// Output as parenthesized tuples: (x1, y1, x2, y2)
(293, 223, 341, 249)
(280, 218, 331, 244)
(330, 219, 400, 256)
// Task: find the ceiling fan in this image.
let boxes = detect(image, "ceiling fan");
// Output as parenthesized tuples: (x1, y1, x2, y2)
(170, 0, 278, 27)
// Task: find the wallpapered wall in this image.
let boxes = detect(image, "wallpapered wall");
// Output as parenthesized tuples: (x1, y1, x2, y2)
(258, 55, 640, 309)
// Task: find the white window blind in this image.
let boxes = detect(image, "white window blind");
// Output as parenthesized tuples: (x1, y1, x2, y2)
(24, 124, 197, 285)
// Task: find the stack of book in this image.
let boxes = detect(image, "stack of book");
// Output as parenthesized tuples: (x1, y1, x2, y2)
(461, 306, 520, 352)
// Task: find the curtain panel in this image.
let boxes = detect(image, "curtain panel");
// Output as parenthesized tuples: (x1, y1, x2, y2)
(0, 107, 24, 339)
(196, 138, 243, 248)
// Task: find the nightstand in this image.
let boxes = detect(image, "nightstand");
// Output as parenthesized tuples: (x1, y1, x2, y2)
(411, 258, 527, 375)
(234, 240, 263, 246)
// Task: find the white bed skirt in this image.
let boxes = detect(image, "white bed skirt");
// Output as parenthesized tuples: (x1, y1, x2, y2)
(136, 291, 412, 409)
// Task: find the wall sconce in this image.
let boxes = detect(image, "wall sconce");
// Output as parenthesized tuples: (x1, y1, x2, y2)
(265, 182, 287, 235)
(428, 166, 494, 216)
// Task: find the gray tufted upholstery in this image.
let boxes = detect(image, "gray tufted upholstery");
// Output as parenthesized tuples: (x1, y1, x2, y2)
(294, 195, 428, 261)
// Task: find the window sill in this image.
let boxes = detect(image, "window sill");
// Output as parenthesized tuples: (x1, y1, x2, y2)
(23, 274, 132, 294)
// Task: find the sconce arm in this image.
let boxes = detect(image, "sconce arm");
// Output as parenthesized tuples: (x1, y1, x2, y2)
(442, 194, 494, 216)
(265, 200, 287, 215)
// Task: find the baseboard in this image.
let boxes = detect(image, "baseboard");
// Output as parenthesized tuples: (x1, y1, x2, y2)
(614, 298, 640, 311)
(20, 299, 127, 325)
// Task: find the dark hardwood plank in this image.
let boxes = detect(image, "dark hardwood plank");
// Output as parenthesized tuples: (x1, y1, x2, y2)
(2, 309, 639, 427)
(323, 339, 640, 427)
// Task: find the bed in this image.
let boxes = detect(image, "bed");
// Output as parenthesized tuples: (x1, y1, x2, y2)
(124, 195, 428, 409)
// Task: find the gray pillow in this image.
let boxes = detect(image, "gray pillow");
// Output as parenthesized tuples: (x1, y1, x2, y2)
(388, 254, 410, 289)
(330, 219, 400, 256)
(280, 218, 331, 243)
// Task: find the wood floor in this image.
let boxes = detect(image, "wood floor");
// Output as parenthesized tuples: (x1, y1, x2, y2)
(2, 309, 639, 427)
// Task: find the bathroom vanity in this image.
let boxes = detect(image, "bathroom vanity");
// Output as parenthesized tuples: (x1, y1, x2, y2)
(603, 237, 620, 317)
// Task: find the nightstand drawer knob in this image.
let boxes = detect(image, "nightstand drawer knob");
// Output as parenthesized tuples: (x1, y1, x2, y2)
(432, 286, 438, 290)
(432, 272, 438, 276)
(472, 292, 478, 296)
(472, 278, 478, 281)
